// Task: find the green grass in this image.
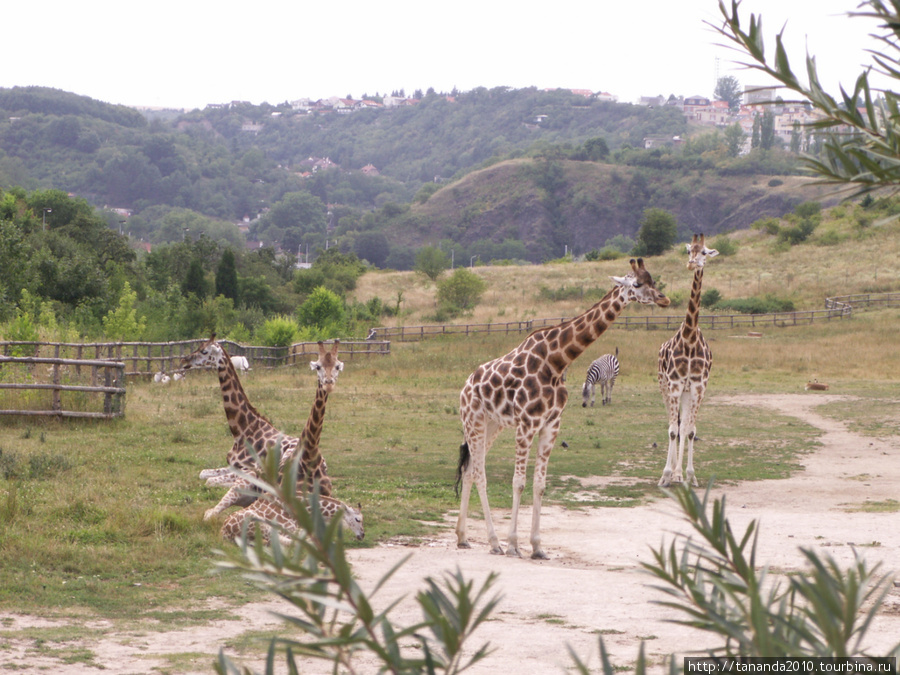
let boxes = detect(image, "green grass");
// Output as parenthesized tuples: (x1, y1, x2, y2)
(0, 308, 897, 636)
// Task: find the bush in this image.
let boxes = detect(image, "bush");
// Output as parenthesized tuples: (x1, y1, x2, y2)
(777, 219, 818, 245)
(297, 286, 345, 333)
(709, 235, 737, 256)
(257, 315, 298, 347)
(715, 294, 795, 314)
(584, 246, 624, 261)
(752, 217, 781, 235)
(213, 447, 500, 675)
(436, 269, 487, 312)
(767, 177, 783, 187)
(572, 486, 899, 670)
(700, 288, 721, 308)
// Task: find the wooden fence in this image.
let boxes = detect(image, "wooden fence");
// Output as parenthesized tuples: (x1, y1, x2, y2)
(0, 339, 390, 380)
(0, 355, 126, 419)
(368, 302, 855, 342)
(824, 292, 900, 311)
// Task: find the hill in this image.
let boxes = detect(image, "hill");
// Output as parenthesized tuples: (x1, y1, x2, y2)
(0, 85, 844, 265)
(376, 159, 842, 262)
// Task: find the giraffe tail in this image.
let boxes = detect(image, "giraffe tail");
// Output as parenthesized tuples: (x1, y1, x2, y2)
(454, 442, 471, 498)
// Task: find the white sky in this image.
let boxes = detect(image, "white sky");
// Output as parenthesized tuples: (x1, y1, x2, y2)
(2, 0, 889, 110)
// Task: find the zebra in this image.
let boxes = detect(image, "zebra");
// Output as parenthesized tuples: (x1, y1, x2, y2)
(582, 348, 619, 407)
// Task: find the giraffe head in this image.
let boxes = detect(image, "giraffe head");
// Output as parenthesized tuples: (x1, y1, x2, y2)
(180, 334, 228, 371)
(686, 234, 719, 271)
(340, 501, 365, 540)
(309, 340, 343, 393)
(610, 258, 670, 308)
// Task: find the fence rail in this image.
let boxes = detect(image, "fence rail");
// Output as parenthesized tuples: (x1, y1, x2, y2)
(368, 302, 856, 342)
(0, 339, 390, 378)
(0, 355, 126, 419)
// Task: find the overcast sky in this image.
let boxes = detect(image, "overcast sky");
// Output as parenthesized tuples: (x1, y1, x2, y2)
(3, 0, 888, 110)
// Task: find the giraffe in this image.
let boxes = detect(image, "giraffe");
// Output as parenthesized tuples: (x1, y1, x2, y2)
(221, 491, 364, 547)
(455, 258, 670, 558)
(180, 336, 342, 519)
(657, 234, 718, 488)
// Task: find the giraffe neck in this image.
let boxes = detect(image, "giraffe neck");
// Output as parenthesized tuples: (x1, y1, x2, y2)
(538, 285, 631, 372)
(299, 382, 329, 467)
(216, 356, 264, 437)
(680, 267, 704, 345)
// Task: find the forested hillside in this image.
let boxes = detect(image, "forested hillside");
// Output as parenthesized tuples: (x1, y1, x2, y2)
(1, 84, 827, 269)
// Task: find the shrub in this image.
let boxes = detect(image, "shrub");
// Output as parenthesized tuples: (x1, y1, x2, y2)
(213, 448, 500, 675)
(767, 177, 784, 187)
(700, 288, 721, 308)
(572, 486, 899, 670)
(257, 315, 298, 347)
(709, 235, 737, 256)
(296, 286, 345, 333)
(752, 217, 781, 235)
(715, 295, 795, 314)
(794, 201, 822, 218)
(436, 269, 487, 312)
(777, 219, 817, 245)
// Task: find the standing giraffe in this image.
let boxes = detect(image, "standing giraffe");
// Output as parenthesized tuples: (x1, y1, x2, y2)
(180, 336, 341, 519)
(657, 234, 718, 488)
(455, 258, 670, 558)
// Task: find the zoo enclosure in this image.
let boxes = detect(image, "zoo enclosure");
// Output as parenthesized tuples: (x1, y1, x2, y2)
(0, 354, 126, 419)
(367, 298, 860, 342)
(0, 339, 390, 379)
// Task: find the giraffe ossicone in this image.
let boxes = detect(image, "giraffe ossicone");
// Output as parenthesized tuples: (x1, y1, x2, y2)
(657, 234, 718, 488)
(455, 258, 669, 559)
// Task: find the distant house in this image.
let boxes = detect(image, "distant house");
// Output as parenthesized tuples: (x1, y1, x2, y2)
(595, 91, 618, 102)
(360, 164, 380, 176)
(643, 134, 683, 149)
(744, 85, 779, 106)
(241, 121, 263, 134)
(639, 95, 667, 108)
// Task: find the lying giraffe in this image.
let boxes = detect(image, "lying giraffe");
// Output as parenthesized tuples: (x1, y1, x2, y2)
(221, 491, 364, 546)
(181, 336, 341, 519)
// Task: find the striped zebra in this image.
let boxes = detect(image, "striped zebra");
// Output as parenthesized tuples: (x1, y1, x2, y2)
(582, 348, 619, 407)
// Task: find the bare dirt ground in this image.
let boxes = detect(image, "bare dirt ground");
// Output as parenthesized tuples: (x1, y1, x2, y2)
(2, 394, 899, 674)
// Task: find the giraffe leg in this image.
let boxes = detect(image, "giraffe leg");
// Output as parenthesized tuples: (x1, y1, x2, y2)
(659, 391, 682, 487)
(528, 420, 559, 560)
(456, 418, 503, 554)
(204, 481, 259, 520)
(199, 466, 232, 480)
(506, 426, 537, 558)
(683, 384, 706, 487)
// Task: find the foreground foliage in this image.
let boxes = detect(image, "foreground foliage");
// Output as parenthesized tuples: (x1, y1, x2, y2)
(213, 450, 501, 675)
(715, 0, 900, 195)
(572, 486, 900, 672)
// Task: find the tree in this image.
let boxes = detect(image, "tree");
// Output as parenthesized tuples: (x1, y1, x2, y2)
(353, 231, 390, 268)
(714, 0, 900, 194)
(182, 258, 208, 299)
(215, 248, 240, 305)
(635, 207, 677, 256)
(724, 122, 746, 157)
(790, 120, 803, 153)
(714, 75, 743, 110)
(102, 281, 147, 340)
(751, 115, 761, 149)
(436, 268, 487, 311)
(760, 109, 776, 150)
(296, 286, 345, 332)
(414, 245, 450, 282)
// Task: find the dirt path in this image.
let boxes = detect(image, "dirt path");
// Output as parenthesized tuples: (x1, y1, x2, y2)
(2, 394, 899, 673)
